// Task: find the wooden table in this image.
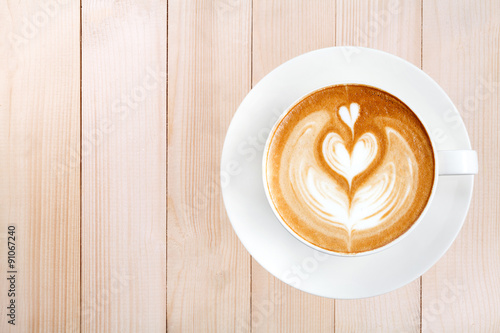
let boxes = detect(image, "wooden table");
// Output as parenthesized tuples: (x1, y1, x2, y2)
(0, 0, 498, 331)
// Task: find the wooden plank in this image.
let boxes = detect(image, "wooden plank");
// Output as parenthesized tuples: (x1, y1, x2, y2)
(334, 0, 422, 331)
(0, 0, 80, 331)
(422, 0, 500, 331)
(167, 0, 252, 331)
(81, 1, 166, 331)
(336, 290, 421, 332)
(252, 0, 337, 83)
(251, 1, 336, 332)
(336, 0, 421, 66)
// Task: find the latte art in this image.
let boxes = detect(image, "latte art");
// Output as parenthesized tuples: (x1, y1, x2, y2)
(295, 106, 416, 234)
(321, 129, 377, 186)
(265, 85, 435, 253)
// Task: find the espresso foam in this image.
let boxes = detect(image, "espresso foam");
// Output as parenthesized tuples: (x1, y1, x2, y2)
(265, 85, 435, 254)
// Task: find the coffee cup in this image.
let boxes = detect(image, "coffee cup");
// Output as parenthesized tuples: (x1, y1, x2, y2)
(262, 84, 478, 257)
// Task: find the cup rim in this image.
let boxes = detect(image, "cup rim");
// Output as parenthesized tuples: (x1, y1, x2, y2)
(262, 82, 440, 257)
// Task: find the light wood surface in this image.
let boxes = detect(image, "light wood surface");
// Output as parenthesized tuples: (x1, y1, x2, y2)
(167, 0, 251, 331)
(0, 0, 80, 331)
(421, 0, 500, 331)
(0, 0, 498, 331)
(82, 0, 166, 331)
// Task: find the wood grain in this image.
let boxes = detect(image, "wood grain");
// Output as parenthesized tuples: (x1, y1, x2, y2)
(0, 0, 80, 331)
(334, 0, 422, 331)
(252, 1, 336, 332)
(81, 1, 166, 331)
(336, 0, 421, 66)
(167, 0, 252, 331)
(0, 0, 497, 330)
(422, 0, 500, 331)
(252, 0, 336, 83)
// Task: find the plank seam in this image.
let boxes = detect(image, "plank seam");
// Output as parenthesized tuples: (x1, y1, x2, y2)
(250, 0, 254, 331)
(166, 0, 169, 332)
(79, 0, 83, 331)
(420, 0, 423, 332)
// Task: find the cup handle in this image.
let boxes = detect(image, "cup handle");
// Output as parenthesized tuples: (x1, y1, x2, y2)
(438, 150, 478, 175)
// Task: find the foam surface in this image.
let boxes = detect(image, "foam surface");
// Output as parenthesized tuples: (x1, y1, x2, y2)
(266, 85, 435, 253)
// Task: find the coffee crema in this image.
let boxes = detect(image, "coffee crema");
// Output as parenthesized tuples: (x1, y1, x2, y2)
(265, 84, 435, 254)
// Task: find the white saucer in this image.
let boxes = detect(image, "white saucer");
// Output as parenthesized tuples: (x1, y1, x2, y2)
(220, 47, 474, 299)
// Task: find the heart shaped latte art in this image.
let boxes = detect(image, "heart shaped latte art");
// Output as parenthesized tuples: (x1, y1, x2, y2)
(338, 103, 359, 135)
(322, 132, 378, 186)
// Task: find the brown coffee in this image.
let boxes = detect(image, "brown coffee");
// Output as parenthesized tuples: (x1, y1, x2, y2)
(265, 84, 435, 254)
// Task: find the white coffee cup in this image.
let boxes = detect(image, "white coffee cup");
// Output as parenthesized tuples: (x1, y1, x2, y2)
(262, 85, 478, 257)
